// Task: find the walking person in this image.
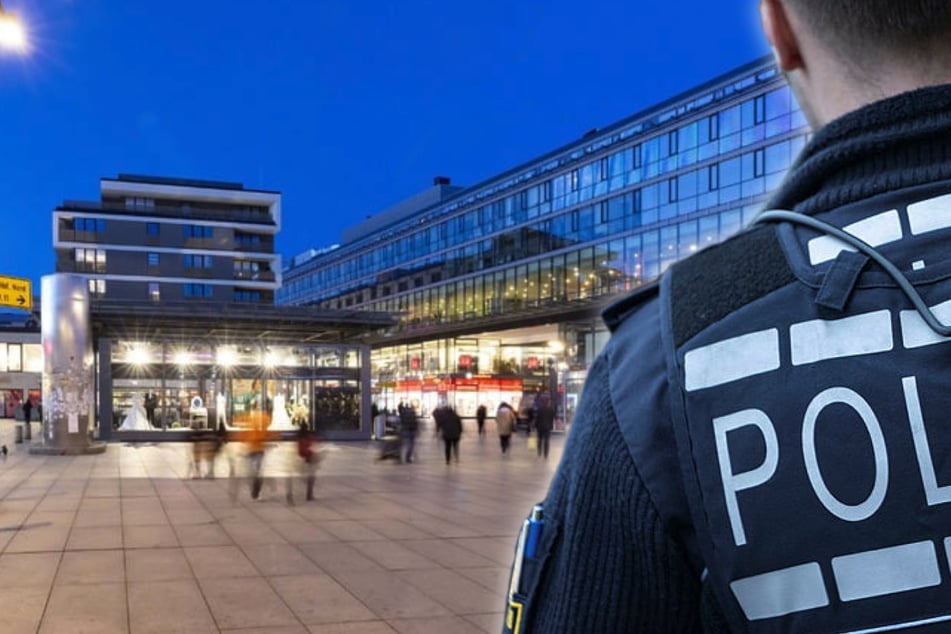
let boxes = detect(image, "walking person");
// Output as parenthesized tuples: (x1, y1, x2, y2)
(21, 394, 32, 426)
(245, 413, 269, 499)
(287, 421, 320, 504)
(476, 403, 487, 437)
(399, 403, 419, 464)
(436, 404, 462, 465)
(145, 392, 157, 427)
(496, 401, 516, 455)
(533, 393, 555, 459)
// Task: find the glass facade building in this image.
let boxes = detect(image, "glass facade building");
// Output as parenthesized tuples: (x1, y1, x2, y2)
(279, 57, 810, 422)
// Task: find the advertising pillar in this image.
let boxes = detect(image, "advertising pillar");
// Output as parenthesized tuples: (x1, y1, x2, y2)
(34, 274, 106, 454)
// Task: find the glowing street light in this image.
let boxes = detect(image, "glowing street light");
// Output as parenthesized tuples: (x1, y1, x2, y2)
(0, 2, 27, 52)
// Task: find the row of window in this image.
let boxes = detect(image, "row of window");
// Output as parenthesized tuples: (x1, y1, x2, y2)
(86, 279, 264, 303)
(0, 342, 43, 373)
(282, 91, 806, 305)
(282, 84, 803, 305)
(281, 134, 805, 305)
(321, 205, 759, 320)
(81, 250, 268, 274)
(72, 219, 270, 249)
(328, 65, 781, 263)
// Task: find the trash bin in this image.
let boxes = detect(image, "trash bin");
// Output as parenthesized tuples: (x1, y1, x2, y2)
(15, 424, 23, 444)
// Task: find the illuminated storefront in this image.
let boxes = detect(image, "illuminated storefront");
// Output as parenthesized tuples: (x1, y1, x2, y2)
(91, 301, 393, 441)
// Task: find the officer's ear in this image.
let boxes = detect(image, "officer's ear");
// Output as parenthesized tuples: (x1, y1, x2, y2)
(760, 0, 805, 72)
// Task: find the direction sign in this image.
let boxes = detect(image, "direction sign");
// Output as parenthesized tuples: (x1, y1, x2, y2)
(0, 275, 32, 311)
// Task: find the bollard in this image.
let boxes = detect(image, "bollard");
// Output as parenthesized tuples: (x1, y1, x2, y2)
(24, 420, 31, 441)
(15, 424, 23, 444)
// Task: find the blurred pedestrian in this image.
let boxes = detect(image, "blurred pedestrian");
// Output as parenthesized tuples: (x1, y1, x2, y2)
(496, 402, 516, 455)
(21, 395, 32, 427)
(476, 404, 487, 437)
(245, 412, 271, 499)
(534, 393, 555, 459)
(435, 404, 462, 465)
(399, 403, 419, 464)
(287, 421, 320, 504)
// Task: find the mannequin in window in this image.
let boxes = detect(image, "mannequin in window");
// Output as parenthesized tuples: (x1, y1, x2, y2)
(270, 390, 293, 430)
(216, 392, 228, 428)
(119, 392, 151, 431)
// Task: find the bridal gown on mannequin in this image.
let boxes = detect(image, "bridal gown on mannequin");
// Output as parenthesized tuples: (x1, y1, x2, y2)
(119, 392, 152, 431)
(270, 392, 294, 430)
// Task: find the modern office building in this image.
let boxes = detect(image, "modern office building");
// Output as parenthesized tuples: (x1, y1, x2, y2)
(282, 56, 810, 423)
(53, 174, 282, 304)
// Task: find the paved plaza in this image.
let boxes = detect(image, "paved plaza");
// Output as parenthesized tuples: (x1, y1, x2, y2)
(0, 421, 561, 633)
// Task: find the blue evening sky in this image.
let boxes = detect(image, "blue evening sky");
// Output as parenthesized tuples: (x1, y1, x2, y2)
(0, 0, 770, 293)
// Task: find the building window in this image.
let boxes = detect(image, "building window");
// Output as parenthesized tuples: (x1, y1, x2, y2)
(668, 178, 679, 202)
(148, 282, 160, 302)
(234, 260, 261, 278)
(754, 148, 766, 178)
(125, 197, 155, 210)
(183, 225, 213, 239)
(708, 113, 719, 141)
(754, 95, 766, 125)
(541, 180, 552, 203)
(235, 232, 262, 246)
(632, 188, 642, 213)
(75, 217, 106, 233)
(233, 289, 261, 302)
(632, 144, 643, 168)
(147, 252, 160, 267)
(599, 157, 609, 181)
(146, 222, 160, 236)
(7, 343, 21, 372)
(88, 279, 106, 296)
(708, 164, 719, 190)
(183, 254, 213, 268)
(183, 283, 213, 298)
(75, 248, 106, 273)
(570, 169, 580, 192)
(668, 130, 679, 155)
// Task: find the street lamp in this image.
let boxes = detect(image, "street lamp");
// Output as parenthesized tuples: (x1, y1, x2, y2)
(0, 1, 26, 52)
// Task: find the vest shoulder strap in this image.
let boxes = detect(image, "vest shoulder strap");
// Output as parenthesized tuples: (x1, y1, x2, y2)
(669, 225, 796, 347)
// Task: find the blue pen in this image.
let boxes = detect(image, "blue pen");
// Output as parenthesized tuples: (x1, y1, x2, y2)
(524, 504, 544, 558)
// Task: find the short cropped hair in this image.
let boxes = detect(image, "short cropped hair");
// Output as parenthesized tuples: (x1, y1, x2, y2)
(786, 0, 951, 57)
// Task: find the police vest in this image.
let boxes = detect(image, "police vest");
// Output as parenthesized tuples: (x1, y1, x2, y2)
(659, 183, 951, 633)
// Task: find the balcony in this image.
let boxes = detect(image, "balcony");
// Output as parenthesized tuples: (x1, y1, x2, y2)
(233, 270, 276, 282)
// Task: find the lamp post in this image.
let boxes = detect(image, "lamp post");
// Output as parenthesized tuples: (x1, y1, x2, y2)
(0, 0, 26, 52)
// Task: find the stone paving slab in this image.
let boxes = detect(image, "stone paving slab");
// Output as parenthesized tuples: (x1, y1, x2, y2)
(0, 420, 560, 633)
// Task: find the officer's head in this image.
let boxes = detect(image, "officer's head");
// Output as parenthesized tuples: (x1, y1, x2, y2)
(760, 0, 951, 129)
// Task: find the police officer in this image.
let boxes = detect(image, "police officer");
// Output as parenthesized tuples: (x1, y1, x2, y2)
(505, 1, 951, 632)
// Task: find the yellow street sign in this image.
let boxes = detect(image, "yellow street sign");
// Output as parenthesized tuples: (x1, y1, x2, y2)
(0, 275, 32, 311)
